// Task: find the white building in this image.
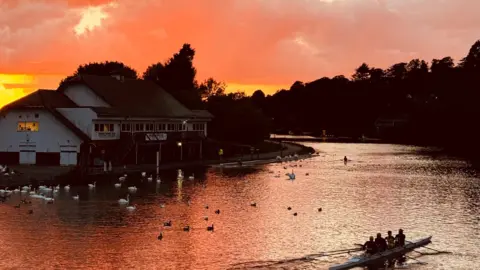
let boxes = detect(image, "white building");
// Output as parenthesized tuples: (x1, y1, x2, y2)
(0, 74, 213, 166)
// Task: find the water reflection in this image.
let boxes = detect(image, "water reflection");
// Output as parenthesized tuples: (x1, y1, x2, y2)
(0, 143, 479, 269)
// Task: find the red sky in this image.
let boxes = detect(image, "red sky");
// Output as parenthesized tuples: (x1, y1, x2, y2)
(1, 0, 480, 107)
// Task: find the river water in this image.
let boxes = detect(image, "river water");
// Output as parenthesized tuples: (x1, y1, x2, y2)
(0, 143, 479, 270)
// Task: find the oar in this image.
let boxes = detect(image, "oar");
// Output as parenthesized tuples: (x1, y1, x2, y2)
(406, 256, 427, 265)
(406, 241, 452, 254)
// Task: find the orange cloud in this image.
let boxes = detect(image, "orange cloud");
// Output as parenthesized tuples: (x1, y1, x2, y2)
(1, 0, 480, 105)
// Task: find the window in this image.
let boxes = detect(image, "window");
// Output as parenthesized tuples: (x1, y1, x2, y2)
(17, 121, 39, 132)
(135, 123, 144, 132)
(156, 123, 166, 131)
(121, 123, 131, 132)
(145, 123, 154, 131)
(167, 123, 175, 131)
(178, 123, 187, 131)
(193, 123, 205, 131)
(94, 123, 114, 132)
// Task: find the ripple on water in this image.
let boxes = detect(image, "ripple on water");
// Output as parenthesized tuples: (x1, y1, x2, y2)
(0, 142, 479, 269)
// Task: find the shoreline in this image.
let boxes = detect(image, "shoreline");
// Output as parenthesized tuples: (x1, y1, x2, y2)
(0, 141, 314, 189)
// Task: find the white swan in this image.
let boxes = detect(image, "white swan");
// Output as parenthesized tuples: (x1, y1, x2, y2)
(118, 194, 130, 205)
(54, 185, 60, 190)
(119, 174, 127, 182)
(43, 186, 53, 192)
(44, 197, 54, 202)
(147, 175, 153, 182)
(72, 194, 79, 200)
(188, 174, 194, 180)
(156, 176, 161, 183)
(177, 169, 184, 180)
(88, 182, 96, 189)
(64, 185, 70, 191)
(127, 186, 137, 192)
(114, 183, 121, 188)
(126, 205, 136, 211)
(13, 187, 20, 193)
(29, 189, 37, 195)
(21, 185, 31, 191)
(38, 185, 47, 190)
(141, 172, 146, 177)
(30, 194, 45, 199)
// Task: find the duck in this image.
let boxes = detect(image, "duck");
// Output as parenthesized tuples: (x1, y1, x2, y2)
(127, 186, 137, 192)
(183, 225, 190, 232)
(203, 216, 209, 221)
(204, 204, 209, 209)
(126, 205, 136, 211)
(163, 220, 172, 227)
(88, 182, 96, 189)
(188, 174, 194, 180)
(293, 212, 298, 216)
(72, 194, 79, 200)
(318, 207, 322, 212)
(287, 206, 292, 210)
(118, 194, 130, 205)
(157, 232, 163, 240)
(114, 183, 121, 188)
(250, 202, 257, 207)
(64, 185, 70, 191)
(147, 175, 153, 182)
(207, 224, 214, 231)
(215, 209, 220, 214)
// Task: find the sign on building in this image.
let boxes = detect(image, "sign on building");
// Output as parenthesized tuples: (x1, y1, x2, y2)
(145, 133, 167, 141)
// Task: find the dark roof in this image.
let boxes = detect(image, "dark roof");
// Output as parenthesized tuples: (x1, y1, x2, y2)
(191, 110, 214, 119)
(2, 89, 77, 110)
(1, 90, 90, 142)
(60, 75, 213, 119)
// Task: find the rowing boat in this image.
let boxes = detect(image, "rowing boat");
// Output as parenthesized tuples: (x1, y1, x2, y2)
(329, 236, 432, 270)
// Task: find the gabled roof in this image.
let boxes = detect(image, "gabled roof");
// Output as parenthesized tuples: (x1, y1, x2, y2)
(0, 89, 90, 142)
(2, 89, 77, 110)
(60, 75, 213, 119)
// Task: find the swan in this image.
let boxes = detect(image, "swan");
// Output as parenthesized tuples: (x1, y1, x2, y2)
(177, 169, 184, 180)
(38, 185, 47, 190)
(88, 182, 96, 189)
(141, 172, 146, 177)
(53, 189, 59, 194)
(156, 176, 161, 183)
(54, 185, 60, 190)
(13, 187, 20, 193)
(126, 205, 136, 211)
(119, 175, 127, 182)
(114, 183, 121, 188)
(64, 185, 70, 191)
(0, 188, 5, 194)
(118, 194, 130, 205)
(72, 194, 79, 200)
(188, 174, 194, 180)
(147, 175, 153, 182)
(44, 197, 54, 202)
(20, 189, 28, 194)
(29, 189, 37, 195)
(21, 185, 31, 191)
(43, 186, 53, 192)
(30, 193, 45, 199)
(128, 186, 137, 192)
(160, 203, 165, 208)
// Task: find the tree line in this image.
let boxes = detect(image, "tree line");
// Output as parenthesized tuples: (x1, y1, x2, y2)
(61, 40, 480, 155)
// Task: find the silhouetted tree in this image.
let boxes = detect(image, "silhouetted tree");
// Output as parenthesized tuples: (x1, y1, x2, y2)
(60, 61, 138, 86)
(197, 78, 226, 100)
(143, 43, 202, 109)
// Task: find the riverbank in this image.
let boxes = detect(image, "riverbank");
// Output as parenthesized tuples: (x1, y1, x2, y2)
(0, 141, 314, 188)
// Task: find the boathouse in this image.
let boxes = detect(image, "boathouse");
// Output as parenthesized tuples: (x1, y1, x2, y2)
(0, 74, 213, 167)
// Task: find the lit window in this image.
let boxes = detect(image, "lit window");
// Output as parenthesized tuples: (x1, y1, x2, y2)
(17, 122, 39, 132)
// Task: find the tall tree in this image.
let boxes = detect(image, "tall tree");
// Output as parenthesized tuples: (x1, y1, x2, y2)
(143, 43, 202, 108)
(352, 63, 371, 81)
(197, 78, 226, 100)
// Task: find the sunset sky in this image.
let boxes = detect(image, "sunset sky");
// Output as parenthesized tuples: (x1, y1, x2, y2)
(1, 0, 480, 108)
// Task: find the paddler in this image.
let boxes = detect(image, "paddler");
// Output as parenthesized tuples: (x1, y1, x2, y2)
(395, 229, 406, 247)
(385, 231, 395, 249)
(363, 236, 377, 255)
(375, 233, 387, 252)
